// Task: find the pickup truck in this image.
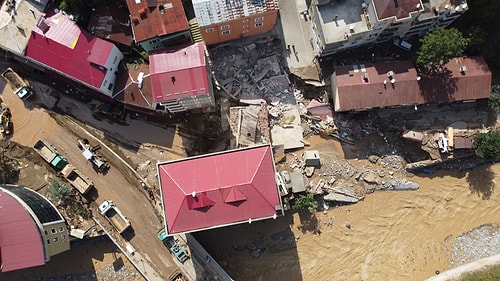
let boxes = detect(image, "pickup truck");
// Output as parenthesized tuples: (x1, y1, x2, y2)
(99, 200, 131, 234)
(33, 140, 68, 170)
(1, 68, 34, 100)
(61, 164, 94, 195)
(157, 228, 190, 264)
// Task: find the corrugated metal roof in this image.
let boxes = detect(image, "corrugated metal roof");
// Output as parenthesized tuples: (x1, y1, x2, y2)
(126, 0, 189, 43)
(87, 5, 134, 47)
(192, 0, 279, 27)
(149, 42, 209, 102)
(158, 145, 282, 234)
(88, 39, 114, 67)
(0, 188, 45, 272)
(333, 56, 492, 111)
(26, 12, 112, 89)
(373, 0, 423, 20)
(113, 63, 155, 110)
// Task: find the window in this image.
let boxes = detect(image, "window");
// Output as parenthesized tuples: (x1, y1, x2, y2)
(44, 230, 48, 235)
(108, 83, 113, 91)
(222, 30, 230, 35)
(243, 25, 249, 29)
(220, 25, 230, 30)
(205, 27, 214, 33)
(59, 226, 64, 232)
(61, 234, 66, 240)
(255, 23, 263, 27)
(255, 17, 264, 22)
(53, 237, 58, 243)
(51, 228, 56, 234)
(47, 239, 51, 245)
(243, 19, 249, 23)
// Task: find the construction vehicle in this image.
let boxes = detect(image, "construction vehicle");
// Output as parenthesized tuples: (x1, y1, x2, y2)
(77, 138, 108, 171)
(94, 103, 124, 120)
(157, 228, 190, 264)
(99, 200, 131, 234)
(33, 140, 68, 170)
(1, 68, 34, 100)
(61, 164, 94, 195)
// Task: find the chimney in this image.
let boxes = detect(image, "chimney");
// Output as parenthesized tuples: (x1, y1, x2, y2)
(459, 65, 467, 74)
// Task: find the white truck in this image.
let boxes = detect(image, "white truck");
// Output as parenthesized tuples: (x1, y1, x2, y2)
(1, 68, 34, 100)
(99, 200, 131, 234)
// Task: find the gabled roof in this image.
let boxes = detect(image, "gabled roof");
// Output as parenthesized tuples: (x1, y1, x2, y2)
(333, 56, 492, 111)
(113, 62, 155, 111)
(126, 0, 189, 43)
(149, 42, 209, 103)
(373, 0, 423, 20)
(26, 12, 115, 89)
(192, 0, 279, 26)
(0, 188, 45, 272)
(87, 5, 134, 47)
(158, 145, 282, 234)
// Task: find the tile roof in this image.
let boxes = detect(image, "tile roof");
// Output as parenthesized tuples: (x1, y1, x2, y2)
(158, 145, 282, 234)
(0, 188, 45, 272)
(26, 12, 113, 89)
(126, 0, 189, 43)
(373, 0, 423, 20)
(113, 62, 155, 110)
(333, 56, 492, 111)
(87, 5, 134, 47)
(192, 0, 279, 26)
(149, 42, 209, 102)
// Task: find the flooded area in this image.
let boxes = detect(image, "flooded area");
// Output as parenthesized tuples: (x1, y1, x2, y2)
(197, 135, 500, 281)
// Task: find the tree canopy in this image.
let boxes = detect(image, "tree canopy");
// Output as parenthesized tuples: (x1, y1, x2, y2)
(473, 130, 500, 159)
(416, 27, 469, 67)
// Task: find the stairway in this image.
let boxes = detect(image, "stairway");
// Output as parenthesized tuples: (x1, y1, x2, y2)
(188, 18, 204, 43)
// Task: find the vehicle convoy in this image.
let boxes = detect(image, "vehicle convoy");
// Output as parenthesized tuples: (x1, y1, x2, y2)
(33, 140, 68, 170)
(157, 228, 190, 264)
(61, 164, 94, 195)
(1, 67, 34, 100)
(99, 200, 131, 234)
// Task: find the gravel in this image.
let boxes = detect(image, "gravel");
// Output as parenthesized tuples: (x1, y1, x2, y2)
(449, 224, 500, 266)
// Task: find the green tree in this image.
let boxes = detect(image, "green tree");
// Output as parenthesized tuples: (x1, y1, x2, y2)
(488, 85, 500, 108)
(47, 178, 69, 203)
(473, 130, 500, 159)
(292, 194, 318, 211)
(416, 27, 469, 67)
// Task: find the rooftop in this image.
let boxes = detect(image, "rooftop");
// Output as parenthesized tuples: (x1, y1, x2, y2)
(0, 187, 46, 272)
(0, 0, 44, 54)
(87, 4, 134, 47)
(333, 56, 492, 111)
(113, 61, 155, 111)
(315, 0, 369, 43)
(158, 145, 282, 234)
(373, 0, 423, 21)
(192, 0, 279, 27)
(126, 0, 189, 43)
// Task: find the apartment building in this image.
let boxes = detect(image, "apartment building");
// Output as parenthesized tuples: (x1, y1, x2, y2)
(309, 0, 468, 57)
(192, 0, 279, 46)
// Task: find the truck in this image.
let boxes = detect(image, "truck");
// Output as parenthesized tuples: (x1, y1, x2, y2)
(33, 140, 68, 170)
(61, 164, 94, 195)
(99, 200, 131, 234)
(1, 68, 34, 100)
(77, 138, 108, 171)
(157, 228, 190, 264)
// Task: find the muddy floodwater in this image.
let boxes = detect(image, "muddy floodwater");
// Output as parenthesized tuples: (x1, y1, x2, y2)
(293, 165, 500, 281)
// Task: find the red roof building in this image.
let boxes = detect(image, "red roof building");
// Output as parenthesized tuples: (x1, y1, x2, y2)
(26, 12, 124, 97)
(373, 0, 423, 20)
(331, 56, 492, 112)
(126, 0, 191, 52)
(0, 185, 69, 272)
(158, 145, 283, 235)
(148, 42, 214, 112)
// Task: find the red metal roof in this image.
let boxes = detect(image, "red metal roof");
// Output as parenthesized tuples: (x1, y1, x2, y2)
(158, 145, 282, 234)
(333, 57, 492, 111)
(373, 0, 423, 20)
(0, 189, 45, 272)
(149, 42, 209, 103)
(126, 0, 189, 43)
(26, 13, 112, 89)
(88, 39, 114, 67)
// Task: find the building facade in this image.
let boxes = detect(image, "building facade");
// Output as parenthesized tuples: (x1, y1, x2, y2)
(0, 185, 70, 272)
(192, 0, 279, 46)
(126, 0, 192, 52)
(309, 0, 468, 57)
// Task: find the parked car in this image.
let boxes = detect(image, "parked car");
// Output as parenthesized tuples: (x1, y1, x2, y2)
(438, 133, 448, 153)
(4, 120, 12, 135)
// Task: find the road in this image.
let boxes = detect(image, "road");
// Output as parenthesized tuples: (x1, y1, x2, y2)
(0, 67, 188, 280)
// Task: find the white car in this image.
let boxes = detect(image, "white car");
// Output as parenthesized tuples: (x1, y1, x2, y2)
(438, 133, 448, 153)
